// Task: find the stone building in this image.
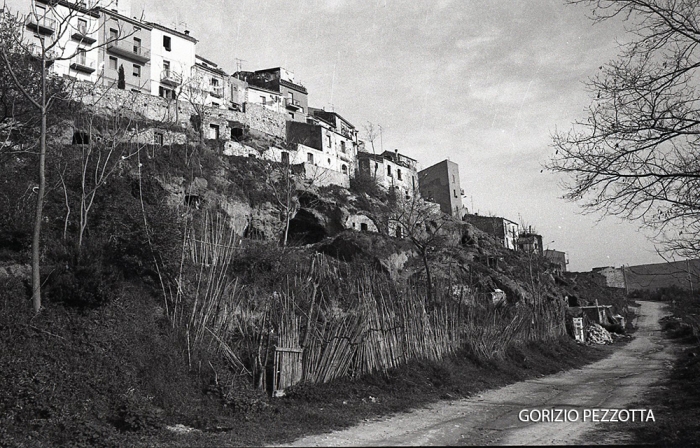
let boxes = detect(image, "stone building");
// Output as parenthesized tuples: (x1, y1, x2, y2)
(236, 67, 308, 122)
(357, 150, 419, 198)
(544, 249, 568, 273)
(463, 214, 519, 250)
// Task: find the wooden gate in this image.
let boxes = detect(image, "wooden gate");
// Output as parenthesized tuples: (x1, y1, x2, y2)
(272, 347, 303, 397)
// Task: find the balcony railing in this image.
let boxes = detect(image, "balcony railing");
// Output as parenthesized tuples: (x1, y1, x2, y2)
(209, 85, 224, 98)
(285, 97, 302, 110)
(107, 39, 150, 63)
(72, 25, 97, 44)
(27, 43, 58, 66)
(25, 13, 56, 35)
(161, 69, 182, 87)
(70, 57, 96, 74)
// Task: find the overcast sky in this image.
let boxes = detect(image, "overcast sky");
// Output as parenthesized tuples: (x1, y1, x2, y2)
(11, 0, 672, 271)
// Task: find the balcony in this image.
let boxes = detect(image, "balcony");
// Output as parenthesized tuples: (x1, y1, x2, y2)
(71, 26, 97, 45)
(285, 97, 302, 111)
(209, 86, 224, 98)
(25, 14, 56, 35)
(70, 57, 96, 74)
(160, 69, 182, 87)
(107, 39, 150, 63)
(27, 44, 57, 66)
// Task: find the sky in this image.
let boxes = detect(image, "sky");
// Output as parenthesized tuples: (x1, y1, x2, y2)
(8, 0, 673, 271)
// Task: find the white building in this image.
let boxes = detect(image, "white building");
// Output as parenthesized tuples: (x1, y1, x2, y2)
(148, 21, 197, 100)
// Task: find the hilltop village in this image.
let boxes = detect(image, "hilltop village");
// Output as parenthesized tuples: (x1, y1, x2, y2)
(10, 0, 571, 270)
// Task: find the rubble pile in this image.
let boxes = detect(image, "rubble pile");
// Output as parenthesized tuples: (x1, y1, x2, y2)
(586, 323, 613, 345)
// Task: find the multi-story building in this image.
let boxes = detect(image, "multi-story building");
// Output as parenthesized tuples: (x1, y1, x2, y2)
(98, 5, 152, 93)
(418, 159, 463, 217)
(517, 230, 544, 256)
(357, 150, 419, 198)
(188, 54, 227, 109)
(148, 21, 197, 100)
(544, 249, 568, 273)
(24, 0, 102, 82)
(239, 67, 308, 122)
(463, 214, 520, 250)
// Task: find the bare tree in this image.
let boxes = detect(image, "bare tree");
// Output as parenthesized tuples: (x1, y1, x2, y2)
(389, 194, 456, 302)
(264, 155, 299, 247)
(0, 1, 134, 312)
(549, 0, 700, 259)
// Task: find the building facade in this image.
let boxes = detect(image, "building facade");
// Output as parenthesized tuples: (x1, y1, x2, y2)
(148, 22, 197, 100)
(25, 0, 102, 83)
(357, 150, 418, 198)
(517, 230, 543, 256)
(463, 214, 520, 250)
(239, 67, 308, 122)
(418, 159, 463, 217)
(188, 54, 227, 109)
(98, 7, 152, 92)
(544, 249, 568, 273)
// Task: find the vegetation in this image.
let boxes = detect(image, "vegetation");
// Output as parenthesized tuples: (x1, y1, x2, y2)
(0, 26, 629, 445)
(550, 0, 700, 259)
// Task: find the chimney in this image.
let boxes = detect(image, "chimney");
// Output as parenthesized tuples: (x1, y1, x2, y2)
(394, 148, 398, 160)
(184, 30, 190, 35)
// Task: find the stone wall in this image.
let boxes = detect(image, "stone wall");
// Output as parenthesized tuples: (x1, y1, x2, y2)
(78, 84, 287, 141)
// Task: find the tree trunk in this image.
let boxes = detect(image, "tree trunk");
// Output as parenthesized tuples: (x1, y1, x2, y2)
(31, 105, 46, 313)
(422, 250, 432, 303)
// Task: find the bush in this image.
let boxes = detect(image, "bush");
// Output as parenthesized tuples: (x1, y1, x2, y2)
(349, 171, 382, 198)
(44, 241, 121, 309)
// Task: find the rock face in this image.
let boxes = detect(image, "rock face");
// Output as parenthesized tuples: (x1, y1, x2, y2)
(0, 264, 31, 279)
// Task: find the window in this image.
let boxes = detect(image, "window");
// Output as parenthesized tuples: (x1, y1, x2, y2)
(231, 127, 243, 139)
(209, 124, 219, 140)
(76, 48, 87, 65)
(153, 132, 163, 146)
(159, 86, 176, 100)
(397, 169, 402, 180)
(341, 164, 347, 174)
(307, 153, 314, 164)
(387, 165, 392, 177)
(133, 37, 141, 55)
(327, 158, 331, 165)
(281, 152, 289, 165)
(454, 189, 458, 198)
(361, 223, 368, 232)
(109, 56, 117, 70)
(326, 134, 332, 148)
(163, 35, 171, 51)
(452, 174, 455, 183)
(261, 96, 266, 105)
(211, 78, 219, 87)
(340, 141, 345, 153)
(109, 28, 118, 42)
(211, 102, 219, 107)
(396, 226, 402, 238)
(163, 60, 170, 71)
(289, 113, 294, 119)
(132, 64, 140, 77)
(77, 18, 87, 35)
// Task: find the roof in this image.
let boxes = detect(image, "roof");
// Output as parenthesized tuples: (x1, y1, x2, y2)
(38, 0, 101, 18)
(98, 7, 152, 27)
(148, 22, 198, 43)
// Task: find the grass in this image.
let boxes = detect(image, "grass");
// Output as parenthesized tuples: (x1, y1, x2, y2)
(0, 271, 618, 447)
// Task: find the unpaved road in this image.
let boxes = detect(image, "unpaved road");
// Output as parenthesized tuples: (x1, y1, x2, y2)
(281, 301, 674, 446)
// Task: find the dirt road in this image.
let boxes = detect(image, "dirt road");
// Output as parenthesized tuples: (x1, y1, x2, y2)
(280, 301, 674, 446)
